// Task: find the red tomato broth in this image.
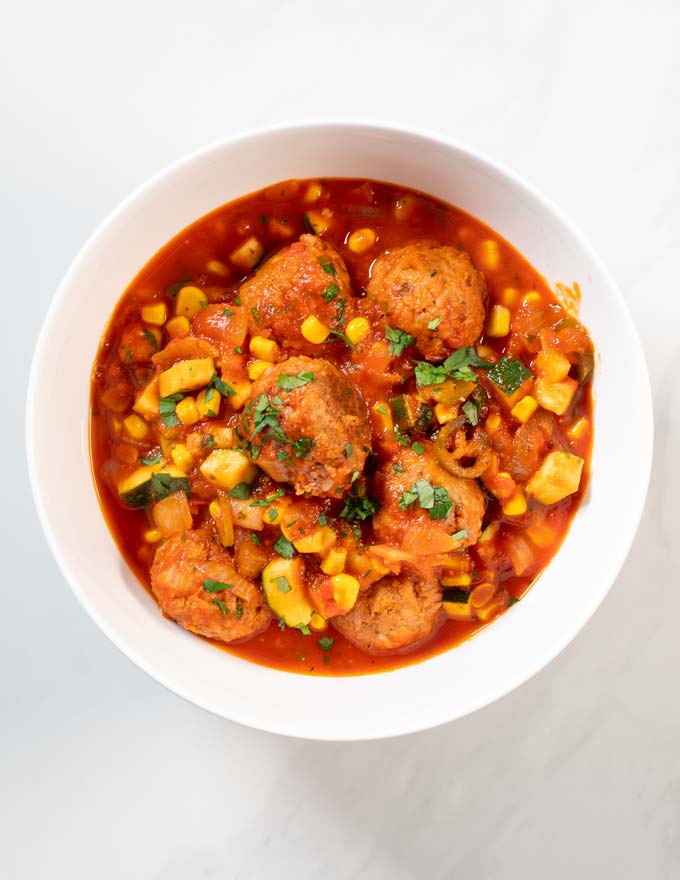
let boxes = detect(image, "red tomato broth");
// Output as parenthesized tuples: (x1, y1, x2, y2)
(90, 177, 594, 676)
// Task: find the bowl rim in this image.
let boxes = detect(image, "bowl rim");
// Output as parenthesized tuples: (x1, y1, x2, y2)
(26, 119, 654, 740)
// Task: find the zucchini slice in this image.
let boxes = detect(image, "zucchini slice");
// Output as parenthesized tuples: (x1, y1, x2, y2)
(117, 464, 190, 508)
(261, 557, 314, 629)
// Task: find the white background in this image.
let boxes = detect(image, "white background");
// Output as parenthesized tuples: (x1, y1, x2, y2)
(3, 1, 680, 877)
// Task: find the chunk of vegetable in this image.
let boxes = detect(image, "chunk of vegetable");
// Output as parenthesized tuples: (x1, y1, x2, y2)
(123, 413, 149, 440)
(249, 336, 279, 362)
(347, 228, 376, 253)
(389, 394, 417, 430)
(133, 378, 160, 420)
(141, 303, 167, 326)
(165, 315, 191, 339)
(486, 304, 510, 337)
(117, 464, 189, 508)
(330, 574, 360, 612)
(293, 525, 337, 555)
(152, 491, 192, 538)
(536, 349, 570, 383)
(534, 377, 577, 415)
(526, 450, 584, 505)
(320, 546, 347, 575)
(345, 316, 370, 345)
(175, 396, 200, 426)
(158, 357, 215, 398)
(301, 315, 330, 344)
(261, 557, 314, 628)
(200, 449, 257, 491)
(510, 394, 538, 424)
(175, 286, 207, 318)
(230, 236, 263, 271)
(209, 497, 235, 547)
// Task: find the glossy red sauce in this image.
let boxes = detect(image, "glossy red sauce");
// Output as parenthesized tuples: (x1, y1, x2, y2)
(90, 178, 593, 676)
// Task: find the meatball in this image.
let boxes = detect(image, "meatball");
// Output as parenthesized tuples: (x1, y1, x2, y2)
(150, 529, 272, 643)
(366, 242, 487, 361)
(243, 356, 371, 497)
(239, 234, 354, 353)
(333, 569, 443, 653)
(373, 446, 485, 550)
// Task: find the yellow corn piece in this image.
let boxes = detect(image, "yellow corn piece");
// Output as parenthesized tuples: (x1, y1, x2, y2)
(249, 336, 279, 362)
(301, 315, 330, 344)
(223, 377, 252, 410)
(197, 387, 221, 419)
(434, 403, 458, 425)
(480, 240, 500, 270)
(534, 377, 577, 416)
(206, 259, 230, 277)
(175, 286, 207, 318)
(510, 395, 538, 424)
(522, 291, 543, 306)
(165, 315, 190, 339)
(170, 443, 196, 473)
(371, 401, 393, 433)
(502, 488, 528, 517)
(175, 396, 200, 426)
(441, 573, 472, 587)
(123, 413, 149, 440)
(345, 317, 370, 345)
(347, 228, 376, 254)
(485, 413, 501, 432)
(304, 182, 324, 203)
(486, 304, 510, 337)
(247, 359, 271, 381)
(141, 303, 167, 326)
(144, 528, 163, 543)
(294, 526, 337, 555)
(331, 574, 360, 611)
(393, 195, 416, 220)
(567, 416, 589, 441)
(321, 547, 347, 576)
(499, 287, 519, 308)
(309, 612, 327, 631)
(476, 343, 498, 363)
(230, 236, 263, 271)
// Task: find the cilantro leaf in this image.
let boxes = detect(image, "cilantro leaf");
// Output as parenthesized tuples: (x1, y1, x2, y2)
(344, 444, 353, 458)
(318, 637, 334, 652)
(385, 325, 415, 357)
(452, 528, 468, 540)
(317, 256, 338, 276)
(229, 482, 251, 499)
(427, 317, 442, 330)
(340, 494, 380, 522)
(211, 598, 230, 615)
(250, 488, 285, 507)
(140, 451, 162, 466)
(203, 579, 234, 592)
(462, 399, 480, 426)
(273, 575, 292, 593)
(322, 284, 339, 302)
(143, 328, 159, 351)
(292, 437, 315, 458)
(159, 393, 184, 428)
(414, 347, 492, 386)
(277, 372, 315, 391)
(398, 480, 452, 520)
(210, 374, 236, 397)
(274, 535, 295, 559)
(150, 472, 190, 501)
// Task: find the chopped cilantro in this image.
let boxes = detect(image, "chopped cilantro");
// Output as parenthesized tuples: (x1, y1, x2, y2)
(211, 598, 230, 615)
(143, 328, 159, 351)
(414, 347, 492, 386)
(159, 393, 184, 428)
(486, 356, 532, 395)
(317, 512, 328, 526)
(327, 329, 357, 350)
(202, 434, 216, 449)
(411, 441, 425, 455)
(344, 444, 353, 458)
(462, 399, 480, 426)
(167, 278, 190, 298)
(292, 437, 315, 458)
(340, 494, 380, 522)
(452, 529, 468, 540)
(317, 255, 338, 276)
(335, 297, 346, 327)
(322, 284, 339, 302)
(273, 535, 295, 559)
(250, 488, 285, 507)
(297, 624, 311, 636)
(123, 348, 133, 362)
(318, 637, 334, 652)
(233, 346, 243, 355)
(203, 579, 234, 592)
(277, 372, 315, 391)
(250, 306, 261, 324)
(427, 317, 442, 330)
(399, 480, 453, 520)
(273, 575, 292, 593)
(229, 482, 251, 499)
(150, 472, 190, 501)
(268, 508, 278, 523)
(223, 307, 234, 317)
(233, 295, 241, 305)
(278, 618, 286, 631)
(140, 451, 162, 466)
(247, 531, 261, 545)
(392, 463, 405, 474)
(251, 394, 286, 443)
(234, 603, 244, 619)
(385, 325, 415, 357)
(209, 374, 236, 397)
(508, 596, 520, 606)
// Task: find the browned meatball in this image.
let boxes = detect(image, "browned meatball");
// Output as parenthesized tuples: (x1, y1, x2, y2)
(150, 529, 272, 643)
(366, 242, 487, 361)
(243, 356, 371, 497)
(239, 234, 354, 353)
(333, 569, 443, 653)
(372, 446, 485, 551)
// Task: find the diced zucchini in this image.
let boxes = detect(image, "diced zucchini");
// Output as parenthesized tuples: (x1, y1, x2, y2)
(261, 557, 314, 628)
(577, 353, 594, 384)
(389, 394, 417, 430)
(526, 450, 584, 505)
(157, 358, 215, 398)
(117, 464, 189, 508)
(199, 449, 257, 491)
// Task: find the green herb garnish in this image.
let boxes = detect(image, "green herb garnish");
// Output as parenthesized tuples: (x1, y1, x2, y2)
(273, 575, 292, 593)
(344, 444, 353, 458)
(452, 529, 468, 540)
(322, 284, 339, 302)
(203, 579, 234, 592)
(340, 494, 380, 522)
(414, 347, 492, 386)
(274, 535, 295, 559)
(399, 480, 453, 520)
(143, 328, 159, 351)
(318, 637, 334, 652)
(277, 371, 315, 391)
(151, 471, 191, 501)
(385, 325, 415, 357)
(411, 441, 425, 455)
(462, 399, 480, 426)
(159, 393, 184, 428)
(247, 532, 261, 545)
(140, 451, 162, 466)
(427, 317, 442, 330)
(211, 598, 230, 615)
(229, 482, 251, 499)
(317, 255, 338, 276)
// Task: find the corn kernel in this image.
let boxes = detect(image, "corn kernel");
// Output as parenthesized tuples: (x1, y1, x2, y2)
(165, 316, 190, 339)
(294, 526, 337, 555)
(309, 612, 327, 631)
(499, 287, 519, 308)
(434, 403, 458, 425)
(347, 228, 376, 254)
(175, 286, 207, 318)
(230, 236, 263, 271)
(510, 395, 538, 424)
(206, 259, 230, 277)
(249, 335, 279, 362)
(522, 291, 543, 306)
(393, 195, 416, 220)
(247, 359, 271, 381)
(141, 303, 167, 325)
(304, 182, 323, 203)
(476, 344, 498, 362)
(170, 443, 196, 473)
(480, 240, 500, 270)
(225, 377, 252, 410)
(197, 387, 221, 418)
(502, 488, 528, 517)
(441, 573, 472, 587)
(301, 315, 330, 344)
(321, 547, 347, 576)
(331, 574, 360, 611)
(175, 396, 200, 426)
(303, 210, 329, 234)
(567, 416, 589, 441)
(144, 528, 162, 543)
(485, 413, 501, 432)
(486, 304, 510, 337)
(345, 316, 371, 345)
(123, 413, 149, 440)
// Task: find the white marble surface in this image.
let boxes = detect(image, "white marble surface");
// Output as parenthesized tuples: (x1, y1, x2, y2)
(3, 1, 679, 876)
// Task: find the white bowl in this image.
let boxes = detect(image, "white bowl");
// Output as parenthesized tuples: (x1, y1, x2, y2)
(27, 122, 653, 740)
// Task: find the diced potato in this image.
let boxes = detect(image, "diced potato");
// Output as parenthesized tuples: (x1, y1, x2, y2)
(261, 557, 313, 628)
(206, 259, 230, 277)
(158, 357, 215, 398)
(293, 526, 337, 555)
(247, 359, 271, 381)
(133, 378, 160, 420)
(534, 376, 577, 415)
(536, 349, 571, 383)
(200, 449, 257, 491)
(141, 303, 167, 325)
(526, 450, 584, 505)
(230, 236, 263, 271)
(510, 395, 538, 424)
(175, 286, 207, 318)
(165, 316, 191, 339)
(224, 377, 251, 410)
